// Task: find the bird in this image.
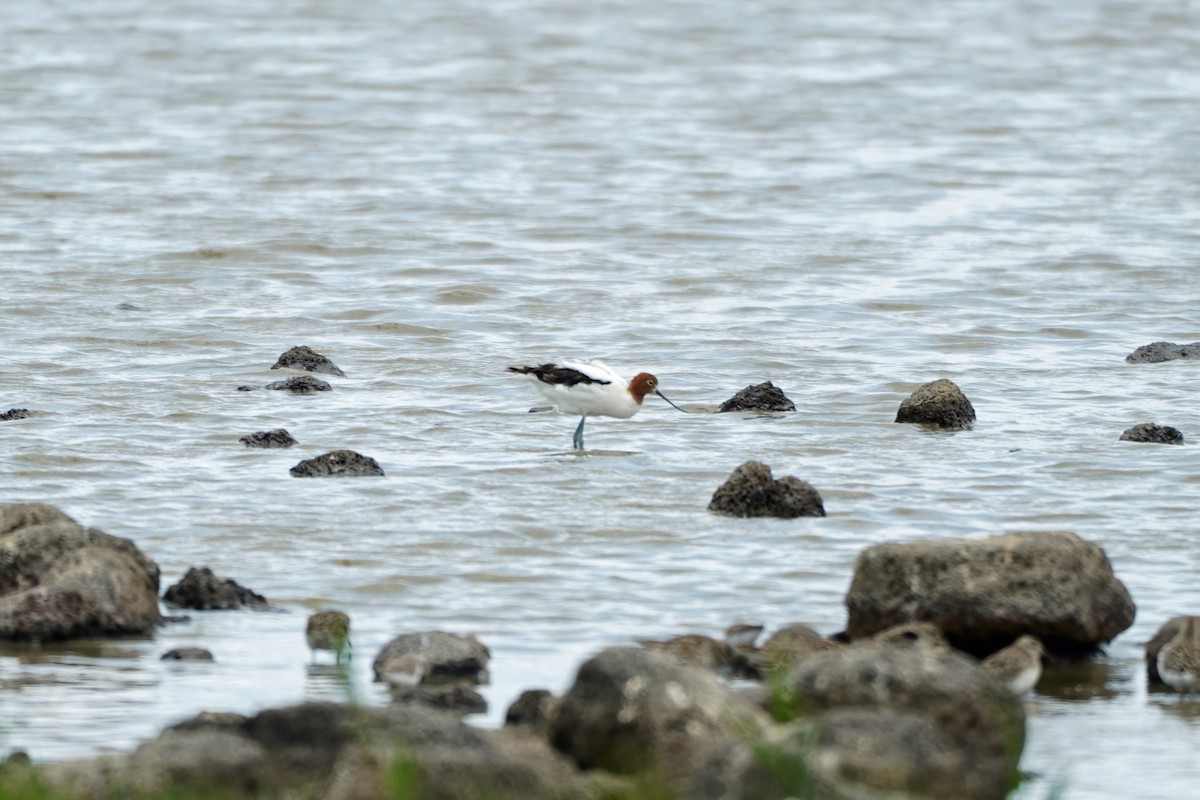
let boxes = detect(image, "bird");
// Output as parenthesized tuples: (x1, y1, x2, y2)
(508, 360, 687, 449)
(1157, 616, 1200, 694)
(982, 635, 1045, 696)
(305, 610, 351, 664)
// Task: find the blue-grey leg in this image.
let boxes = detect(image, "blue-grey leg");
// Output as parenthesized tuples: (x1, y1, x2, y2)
(573, 415, 587, 449)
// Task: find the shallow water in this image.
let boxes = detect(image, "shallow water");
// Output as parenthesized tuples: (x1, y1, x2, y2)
(2, 0, 1200, 796)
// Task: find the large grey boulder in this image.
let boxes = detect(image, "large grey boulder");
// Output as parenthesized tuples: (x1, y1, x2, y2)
(547, 647, 770, 781)
(0, 503, 162, 640)
(894, 378, 976, 430)
(708, 461, 825, 518)
(845, 531, 1136, 654)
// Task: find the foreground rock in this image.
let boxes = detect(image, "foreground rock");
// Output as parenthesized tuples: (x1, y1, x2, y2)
(845, 531, 1136, 654)
(162, 567, 268, 611)
(1145, 616, 1199, 685)
(1125, 341, 1200, 363)
(271, 345, 346, 377)
(547, 647, 770, 781)
(0, 503, 163, 640)
(708, 460, 825, 518)
(787, 640, 1024, 799)
(1, 408, 30, 421)
(239, 429, 298, 448)
(717, 381, 796, 412)
(895, 378, 976, 430)
(36, 702, 595, 800)
(373, 631, 491, 687)
(1120, 422, 1184, 445)
(290, 450, 385, 477)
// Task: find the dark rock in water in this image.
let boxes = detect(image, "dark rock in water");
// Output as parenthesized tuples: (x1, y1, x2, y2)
(236, 385, 257, 392)
(271, 345, 346, 377)
(163, 567, 268, 611)
(264, 375, 332, 394)
(0, 503, 163, 640)
(161, 647, 215, 661)
(717, 381, 796, 412)
(895, 378, 976, 430)
(845, 531, 1136, 654)
(115, 303, 148, 312)
(708, 460, 825, 518)
(373, 631, 490, 687)
(1120, 422, 1184, 445)
(1125, 341, 1200, 363)
(0, 409, 30, 421)
(506, 689, 559, 733)
(290, 450, 384, 478)
(239, 429, 298, 448)
(548, 647, 770, 780)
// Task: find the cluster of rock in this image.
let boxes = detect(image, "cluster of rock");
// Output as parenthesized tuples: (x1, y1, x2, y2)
(707, 460, 825, 518)
(236, 347, 384, 476)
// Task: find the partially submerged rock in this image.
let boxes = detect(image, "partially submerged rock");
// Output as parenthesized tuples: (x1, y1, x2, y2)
(1125, 341, 1200, 363)
(271, 345, 346, 377)
(1120, 422, 1184, 445)
(895, 378, 976, 430)
(1, 408, 30, 421)
(717, 381, 796, 412)
(708, 460, 825, 518)
(290, 450, 385, 477)
(162, 567, 268, 611)
(239, 429, 298, 448)
(845, 531, 1136, 655)
(547, 647, 770, 780)
(0, 503, 163, 640)
(161, 647, 215, 661)
(263, 375, 332, 394)
(373, 631, 490, 687)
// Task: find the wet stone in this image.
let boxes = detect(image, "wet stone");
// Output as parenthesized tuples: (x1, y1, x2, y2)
(708, 460, 825, 518)
(1119, 422, 1184, 445)
(717, 381, 796, 412)
(263, 376, 332, 394)
(1125, 341, 1200, 364)
(0, 409, 30, 421)
(270, 345, 346, 377)
(163, 567, 269, 611)
(895, 378, 976, 430)
(161, 647, 215, 661)
(239, 429, 298, 448)
(290, 450, 385, 478)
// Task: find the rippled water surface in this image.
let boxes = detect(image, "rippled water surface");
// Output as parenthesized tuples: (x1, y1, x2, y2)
(2, 1, 1200, 797)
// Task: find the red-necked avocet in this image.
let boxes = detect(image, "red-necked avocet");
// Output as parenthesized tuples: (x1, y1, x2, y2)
(508, 359, 688, 449)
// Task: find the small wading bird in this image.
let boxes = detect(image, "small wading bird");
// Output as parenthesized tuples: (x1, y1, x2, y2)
(508, 359, 688, 449)
(306, 610, 351, 665)
(1158, 616, 1200, 694)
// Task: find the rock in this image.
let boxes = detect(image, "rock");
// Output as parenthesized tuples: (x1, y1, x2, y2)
(239, 429, 298, 448)
(708, 460, 825, 518)
(373, 631, 490, 687)
(1146, 616, 1199, 685)
(717, 381, 796, 412)
(0, 503, 163, 640)
(290, 450, 385, 478)
(845, 531, 1136, 654)
(505, 689, 559, 733)
(782, 639, 1026, 800)
(753, 622, 841, 677)
(895, 378, 976, 430)
(547, 646, 771, 779)
(271, 345, 346, 377)
(263, 375, 332, 393)
(41, 702, 595, 800)
(1, 408, 30, 421)
(1125, 341, 1200, 363)
(161, 647, 215, 661)
(1120, 422, 1184, 445)
(162, 567, 268, 611)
